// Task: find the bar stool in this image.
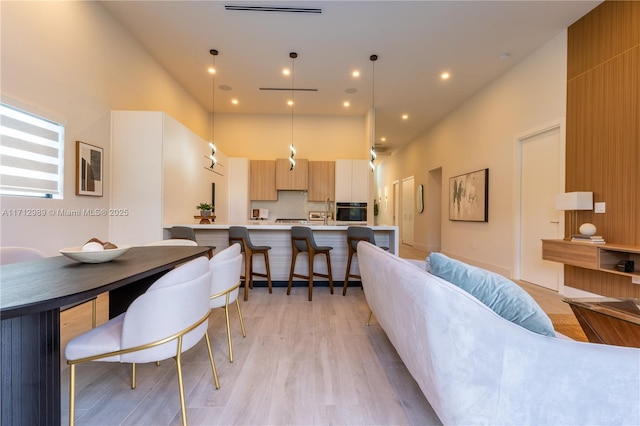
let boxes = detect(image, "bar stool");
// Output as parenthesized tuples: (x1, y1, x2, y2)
(343, 226, 388, 295)
(287, 226, 334, 301)
(228, 226, 272, 301)
(171, 226, 215, 258)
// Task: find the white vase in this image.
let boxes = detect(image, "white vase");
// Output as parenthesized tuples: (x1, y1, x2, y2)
(579, 223, 597, 236)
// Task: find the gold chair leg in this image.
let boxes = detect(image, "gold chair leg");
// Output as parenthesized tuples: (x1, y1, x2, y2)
(91, 298, 97, 328)
(69, 364, 76, 426)
(224, 295, 233, 363)
(204, 331, 220, 389)
(175, 337, 188, 426)
(131, 363, 136, 389)
(235, 298, 246, 337)
(366, 309, 373, 326)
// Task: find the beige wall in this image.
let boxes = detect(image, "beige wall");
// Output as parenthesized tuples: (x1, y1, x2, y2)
(376, 31, 568, 277)
(0, 1, 210, 254)
(216, 113, 368, 160)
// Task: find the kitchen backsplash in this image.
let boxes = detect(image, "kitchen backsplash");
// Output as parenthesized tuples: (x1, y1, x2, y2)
(251, 191, 332, 221)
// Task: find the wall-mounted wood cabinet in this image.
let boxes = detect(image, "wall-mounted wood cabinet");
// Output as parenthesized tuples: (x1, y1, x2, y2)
(542, 239, 640, 284)
(250, 160, 277, 200)
(276, 158, 308, 190)
(308, 161, 335, 201)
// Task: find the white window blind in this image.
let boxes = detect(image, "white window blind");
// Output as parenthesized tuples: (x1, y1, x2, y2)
(0, 103, 64, 198)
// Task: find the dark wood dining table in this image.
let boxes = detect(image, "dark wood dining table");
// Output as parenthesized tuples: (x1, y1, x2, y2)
(0, 245, 210, 426)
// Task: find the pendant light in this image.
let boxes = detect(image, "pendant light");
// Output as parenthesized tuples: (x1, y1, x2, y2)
(369, 54, 378, 172)
(205, 49, 222, 176)
(289, 52, 297, 171)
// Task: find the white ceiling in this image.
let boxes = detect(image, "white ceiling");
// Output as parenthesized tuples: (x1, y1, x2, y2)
(101, 0, 600, 154)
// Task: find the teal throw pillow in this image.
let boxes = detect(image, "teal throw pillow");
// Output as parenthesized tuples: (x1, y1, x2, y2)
(429, 252, 555, 337)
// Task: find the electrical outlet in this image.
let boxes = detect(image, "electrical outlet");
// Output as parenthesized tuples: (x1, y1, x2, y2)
(594, 202, 606, 213)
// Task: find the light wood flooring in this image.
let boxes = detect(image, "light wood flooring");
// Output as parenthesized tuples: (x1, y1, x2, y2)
(59, 244, 583, 425)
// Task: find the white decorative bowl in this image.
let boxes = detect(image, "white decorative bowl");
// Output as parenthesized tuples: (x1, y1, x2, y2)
(60, 245, 131, 263)
(579, 223, 597, 236)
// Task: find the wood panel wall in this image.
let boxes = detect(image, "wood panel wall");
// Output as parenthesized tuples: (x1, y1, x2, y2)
(565, 1, 640, 297)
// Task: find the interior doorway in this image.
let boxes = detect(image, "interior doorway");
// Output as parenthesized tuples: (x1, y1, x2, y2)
(402, 176, 414, 246)
(516, 122, 565, 291)
(393, 181, 399, 227)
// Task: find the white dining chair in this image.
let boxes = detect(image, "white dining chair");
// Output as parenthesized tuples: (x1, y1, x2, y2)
(65, 256, 219, 426)
(209, 244, 245, 362)
(0, 246, 99, 327)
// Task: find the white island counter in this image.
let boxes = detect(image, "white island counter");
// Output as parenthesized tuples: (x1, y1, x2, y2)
(163, 223, 399, 283)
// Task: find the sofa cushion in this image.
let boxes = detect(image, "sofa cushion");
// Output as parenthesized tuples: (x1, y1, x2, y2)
(429, 252, 555, 336)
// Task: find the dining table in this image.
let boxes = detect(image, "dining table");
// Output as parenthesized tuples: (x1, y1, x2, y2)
(0, 245, 210, 426)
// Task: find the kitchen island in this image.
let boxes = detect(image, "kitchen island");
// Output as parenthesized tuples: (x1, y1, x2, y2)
(163, 224, 399, 283)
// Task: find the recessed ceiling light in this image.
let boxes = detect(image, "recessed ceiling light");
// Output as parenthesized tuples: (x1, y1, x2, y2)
(380, 137, 386, 142)
(231, 99, 238, 105)
(287, 100, 293, 106)
(283, 68, 290, 76)
(343, 101, 350, 107)
(219, 85, 232, 91)
(352, 70, 360, 78)
(402, 114, 409, 120)
(440, 71, 450, 80)
(345, 88, 357, 94)
(208, 67, 216, 75)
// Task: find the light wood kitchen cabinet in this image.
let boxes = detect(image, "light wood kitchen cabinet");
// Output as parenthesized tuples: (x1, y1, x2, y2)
(335, 159, 370, 203)
(250, 160, 277, 200)
(276, 158, 308, 190)
(308, 161, 335, 201)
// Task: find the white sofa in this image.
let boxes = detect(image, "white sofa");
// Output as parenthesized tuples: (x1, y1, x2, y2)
(357, 242, 640, 425)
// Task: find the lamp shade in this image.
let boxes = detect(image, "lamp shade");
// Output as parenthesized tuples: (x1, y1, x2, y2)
(555, 192, 593, 211)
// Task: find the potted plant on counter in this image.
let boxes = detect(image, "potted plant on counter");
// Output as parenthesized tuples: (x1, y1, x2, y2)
(196, 202, 213, 217)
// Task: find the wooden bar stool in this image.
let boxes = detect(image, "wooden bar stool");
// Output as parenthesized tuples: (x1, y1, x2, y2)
(343, 226, 388, 295)
(170, 226, 215, 258)
(287, 226, 333, 301)
(228, 226, 272, 301)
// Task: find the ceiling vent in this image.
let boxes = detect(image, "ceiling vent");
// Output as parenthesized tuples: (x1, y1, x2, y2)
(225, 5, 322, 14)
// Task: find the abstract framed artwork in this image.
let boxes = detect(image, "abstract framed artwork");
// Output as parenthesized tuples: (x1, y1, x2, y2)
(76, 141, 103, 196)
(449, 168, 488, 222)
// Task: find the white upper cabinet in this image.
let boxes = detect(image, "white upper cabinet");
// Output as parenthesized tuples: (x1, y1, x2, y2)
(335, 159, 370, 203)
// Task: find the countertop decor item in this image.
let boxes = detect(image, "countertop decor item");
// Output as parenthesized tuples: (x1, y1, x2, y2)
(59, 245, 131, 263)
(579, 222, 597, 236)
(196, 202, 213, 216)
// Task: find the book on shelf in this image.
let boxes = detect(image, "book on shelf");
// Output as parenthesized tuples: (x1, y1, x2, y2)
(571, 234, 605, 243)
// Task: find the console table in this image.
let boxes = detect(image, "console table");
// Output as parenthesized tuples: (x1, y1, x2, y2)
(0, 245, 209, 426)
(542, 239, 640, 284)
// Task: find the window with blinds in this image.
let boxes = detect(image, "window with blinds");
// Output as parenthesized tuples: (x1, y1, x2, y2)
(0, 103, 64, 198)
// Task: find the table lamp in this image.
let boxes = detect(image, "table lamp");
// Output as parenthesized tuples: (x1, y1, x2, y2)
(555, 191, 593, 239)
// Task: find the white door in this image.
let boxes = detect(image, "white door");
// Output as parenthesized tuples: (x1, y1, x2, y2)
(402, 177, 414, 245)
(520, 126, 563, 290)
(393, 181, 399, 226)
